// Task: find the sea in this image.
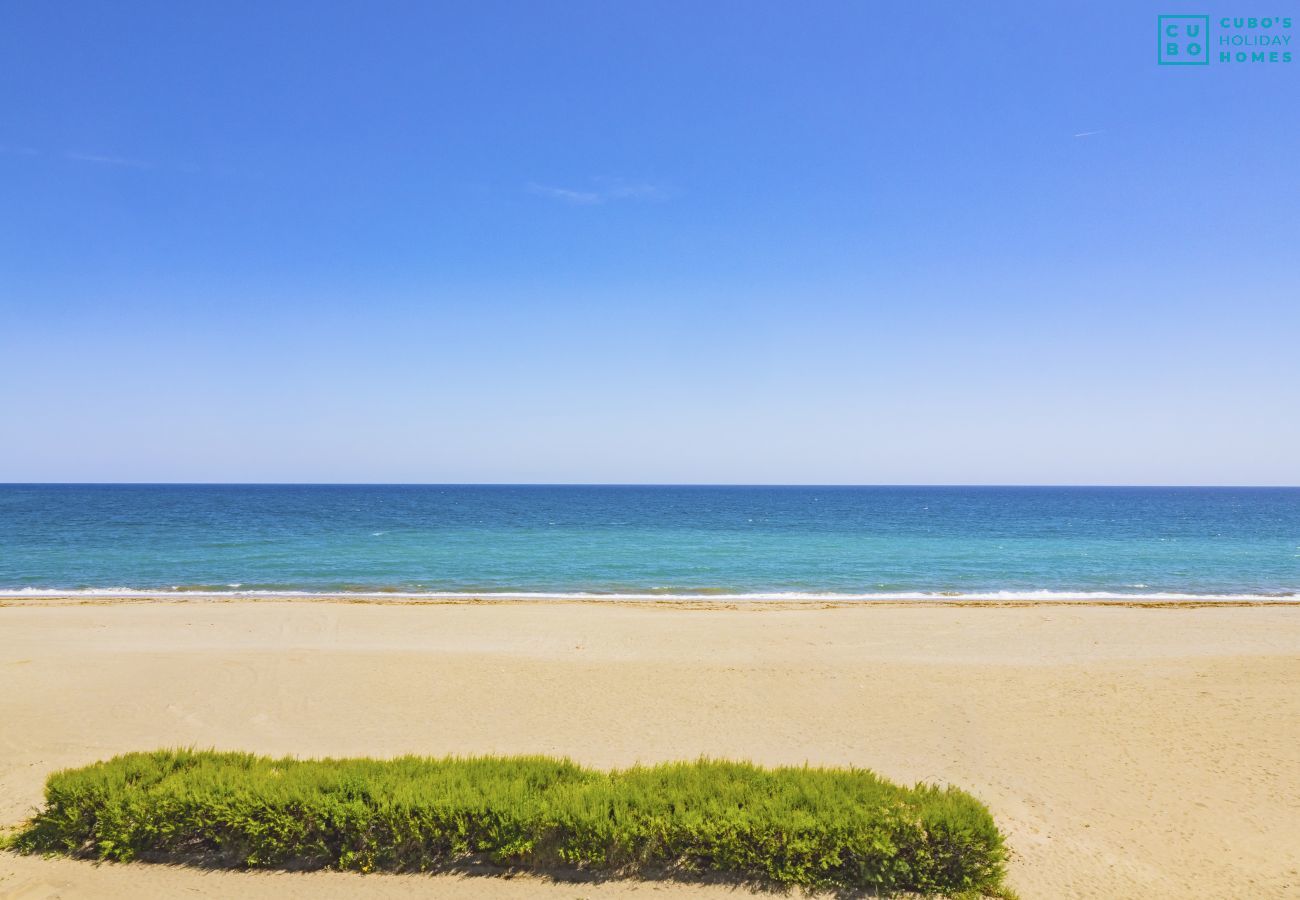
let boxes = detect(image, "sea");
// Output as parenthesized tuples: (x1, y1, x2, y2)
(1, 484, 1296, 600)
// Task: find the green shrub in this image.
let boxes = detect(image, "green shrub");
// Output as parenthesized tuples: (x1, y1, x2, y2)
(11, 750, 1008, 895)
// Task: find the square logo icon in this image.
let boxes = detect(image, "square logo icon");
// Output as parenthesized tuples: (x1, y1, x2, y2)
(1159, 15, 1210, 64)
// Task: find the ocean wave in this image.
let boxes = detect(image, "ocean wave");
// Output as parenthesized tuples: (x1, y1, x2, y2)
(1, 587, 1295, 601)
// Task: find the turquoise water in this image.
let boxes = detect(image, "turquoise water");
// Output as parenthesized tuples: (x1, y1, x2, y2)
(0, 485, 1296, 599)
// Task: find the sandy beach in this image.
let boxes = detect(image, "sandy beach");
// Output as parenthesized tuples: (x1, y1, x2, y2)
(1, 599, 1297, 899)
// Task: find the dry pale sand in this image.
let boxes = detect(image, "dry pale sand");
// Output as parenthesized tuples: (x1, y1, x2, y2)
(1, 599, 1298, 899)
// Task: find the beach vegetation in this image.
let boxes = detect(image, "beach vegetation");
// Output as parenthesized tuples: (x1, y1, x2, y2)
(10, 749, 1010, 896)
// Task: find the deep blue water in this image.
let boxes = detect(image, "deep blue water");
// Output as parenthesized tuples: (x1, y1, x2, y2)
(0, 485, 1296, 598)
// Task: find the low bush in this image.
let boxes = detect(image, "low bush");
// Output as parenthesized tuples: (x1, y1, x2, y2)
(10, 749, 1008, 895)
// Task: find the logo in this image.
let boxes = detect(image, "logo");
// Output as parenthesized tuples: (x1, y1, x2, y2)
(1159, 15, 1209, 64)
(1159, 15, 1294, 65)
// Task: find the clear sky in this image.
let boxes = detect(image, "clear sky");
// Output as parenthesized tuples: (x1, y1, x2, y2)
(2, 1, 1297, 484)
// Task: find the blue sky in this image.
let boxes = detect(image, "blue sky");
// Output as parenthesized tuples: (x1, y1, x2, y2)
(2, 1, 1297, 484)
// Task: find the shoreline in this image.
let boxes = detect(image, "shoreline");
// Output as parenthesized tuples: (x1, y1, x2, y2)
(2, 591, 1298, 610)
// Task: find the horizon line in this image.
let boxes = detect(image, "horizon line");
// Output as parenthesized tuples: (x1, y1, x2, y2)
(3, 482, 1298, 490)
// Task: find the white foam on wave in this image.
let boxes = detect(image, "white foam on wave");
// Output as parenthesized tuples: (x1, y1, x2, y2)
(0, 587, 1294, 602)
